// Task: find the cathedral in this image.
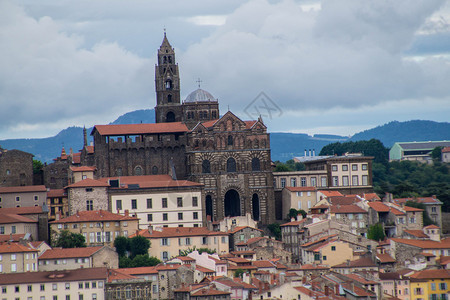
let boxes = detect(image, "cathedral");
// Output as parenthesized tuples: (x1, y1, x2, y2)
(84, 34, 275, 224)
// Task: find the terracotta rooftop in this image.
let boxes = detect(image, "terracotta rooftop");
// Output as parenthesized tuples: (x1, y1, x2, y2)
(404, 230, 429, 239)
(0, 185, 47, 194)
(394, 197, 442, 205)
(342, 273, 379, 284)
(0, 206, 44, 215)
(107, 269, 138, 282)
(196, 265, 215, 273)
(368, 202, 390, 212)
(93, 122, 188, 136)
(118, 266, 158, 275)
(0, 213, 36, 224)
(39, 246, 104, 259)
(280, 218, 308, 227)
(65, 178, 110, 188)
(299, 264, 330, 270)
(379, 272, 402, 280)
(301, 234, 338, 248)
(0, 242, 38, 254)
(50, 210, 138, 223)
(47, 189, 66, 197)
(252, 260, 275, 268)
(363, 193, 381, 201)
(329, 196, 360, 205)
(0, 267, 108, 284)
(70, 166, 96, 172)
(409, 269, 450, 279)
(332, 256, 377, 268)
(99, 175, 203, 189)
(376, 253, 396, 263)
(131, 227, 228, 239)
(330, 204, 367, 214)
(391, 238, 450, 249)
(403, 206, 423, 212)
(424, 224, 440, 230)
(318, 190, 344, 197)
(191, 288, 231, 296)
(0, 234, 25, 242)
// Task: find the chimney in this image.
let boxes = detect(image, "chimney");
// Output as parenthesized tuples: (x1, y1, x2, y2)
(83, 126, 87, 147)
(309, 149, 312, 156)
(124, 209, 129, 217)
(304, 149, 307, 157)
(313, 149, 316, 156)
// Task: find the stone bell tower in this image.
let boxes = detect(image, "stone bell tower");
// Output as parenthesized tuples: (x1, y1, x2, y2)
(155, 32, 182, 123)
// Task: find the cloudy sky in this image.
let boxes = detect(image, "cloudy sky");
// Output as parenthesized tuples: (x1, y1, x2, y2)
(1, 0, 450, 140)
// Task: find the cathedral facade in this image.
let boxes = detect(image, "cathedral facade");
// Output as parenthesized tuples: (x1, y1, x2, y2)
(86, 34, 275, 224)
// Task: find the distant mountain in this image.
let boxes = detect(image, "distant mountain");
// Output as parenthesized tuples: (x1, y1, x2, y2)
(0, 110, 449, 163)
(350, 120, 450, 147)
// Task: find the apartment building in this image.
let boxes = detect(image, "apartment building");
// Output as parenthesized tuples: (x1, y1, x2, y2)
(0, 267, 108, 300)
(50, 210, 139, 247)
(38, 246, 118, 271)
(0, 242, 38, 273)
(281, 186, 318, 217)
(0, 185, 47, 208)
(131, 226, 229, 261)
(46, 189, 69, 222)
(105, 175, 204, 229)
(0, 213, 38, 239)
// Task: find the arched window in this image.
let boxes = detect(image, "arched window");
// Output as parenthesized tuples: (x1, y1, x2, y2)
(165, 80, 172, 90)
(252, 157, 261, 171)
(152, 166, 158, 175)
(167, 94, 172, 102)
(134, 166, 143, 176)
(163, 56, 167, 63)
(168, 56, 172, 63)
(227, 157, 236, 173)
(228, 135, 233, 146)
(166, 112, 175, 122)
(202, 160, 211, 173)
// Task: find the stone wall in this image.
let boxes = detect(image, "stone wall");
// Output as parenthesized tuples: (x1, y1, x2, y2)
(0, 149, 33, 187)
(68, 186, 109, 215)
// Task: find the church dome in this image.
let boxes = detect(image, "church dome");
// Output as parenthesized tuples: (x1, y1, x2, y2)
(185, 88, 218, 103)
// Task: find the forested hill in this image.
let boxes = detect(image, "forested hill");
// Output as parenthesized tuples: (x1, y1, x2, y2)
(350, 120, 450, 147)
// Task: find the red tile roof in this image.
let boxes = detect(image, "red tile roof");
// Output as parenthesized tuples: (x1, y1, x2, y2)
(201, 119, 220, 128)
(107, 269, 137, 282)
(93, 122, 188, 136)
(299, 264, 330, 270)
(318, 190, 344, 197)
(86, 146, 94, 154)
(0, 206, 44, 215)
(363, 193, 381, 201)
(330, 204, 367, 214)
(39, 246, 103, 259)
(66, 178, 110, 188)
(0, 234, 25, 242)
(0, 185, 47, 193)
(404, 230, 428, 238)
(301, 234, 338, 248)
(332, 257, 376, 268)
(424, 225, 440, 229)
(99, 175, 203, 188)
(280, 218, 308, 227)
(409, 269, 450, 279)
(47, 189, 66, 197)
(376, 253, 396, 263)
(196, 265, 215, 273)
(0, 267, 108, 284)
(368, 202, 390, 212)
(50, 210, 138, 223)
(71, 152, 81, 164)
(329, 196, 360, 205)
(118, 266, 158, 275)
(191, 288, 231, 296)
(391, 238, 450, 249)
(70, 166, 96, 172)
(342, 273, 379, 284)
(0, 213, 36, 224)
(0, 242, 38, 254)
(403, 206, 423, 212)
(131, 227, 228, 239)
(252, 260, 275, 268)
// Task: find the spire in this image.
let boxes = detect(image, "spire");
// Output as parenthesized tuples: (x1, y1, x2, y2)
(159, 31, 173, 54)
(83, 126, 87, 148)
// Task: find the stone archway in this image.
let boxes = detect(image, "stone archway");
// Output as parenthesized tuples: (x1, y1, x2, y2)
(252, 193, 260, 221)
(224, 189, 241, 217)
(166, 111, 175, 122)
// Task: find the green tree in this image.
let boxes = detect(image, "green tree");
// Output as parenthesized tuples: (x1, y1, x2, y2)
(367, 224, 385, 241)
(267, 223, 281, 240)
(33, 159, 44, 174)
(287, 209, 307, 220)
(179, 246, 216, 256)
(54, 230, 86, 248)
(129, 236, 150, 258)
(320, 139, 389, 164)
(119, 256, 132, 268)
(431, 147, 443, 161)
(114, 236, 130, 257)
(234, 268, 245, 278)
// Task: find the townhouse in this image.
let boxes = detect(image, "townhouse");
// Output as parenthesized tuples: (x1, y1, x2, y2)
(131, 226, 229, 261)
(38, 246, 118, 271)
(50, 210, 139, 247)
(0, 267, 108, 300)
(0, 241, 38, 273)
(0, 185, 47, 208)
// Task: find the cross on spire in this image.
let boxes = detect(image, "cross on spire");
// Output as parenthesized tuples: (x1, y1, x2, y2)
(196, 78, 202, 88)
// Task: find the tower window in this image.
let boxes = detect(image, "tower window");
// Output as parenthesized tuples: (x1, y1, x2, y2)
(252, 157, 261, 171)
(228, 135, 233, 146)
(167, 94, 172, 102)
(227, 157, 236, 173)
(165, 80, 172, 90)
(163, 56, 167, 63)
(202, 160, 211, 173)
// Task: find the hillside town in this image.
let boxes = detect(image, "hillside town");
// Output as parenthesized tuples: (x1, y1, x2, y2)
(1, 34, 450, 300)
